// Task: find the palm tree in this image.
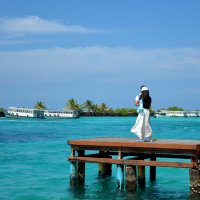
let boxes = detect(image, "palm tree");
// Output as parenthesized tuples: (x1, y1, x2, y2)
(65, 98, 80, 110)
(83, 100, 94, 113)
(99, 103, 109, 115)
(34, 101, 47, 110)
(91, 104, 100, 115)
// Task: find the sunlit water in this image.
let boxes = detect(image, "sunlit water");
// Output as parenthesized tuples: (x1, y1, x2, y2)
(0, 117, 200, 200)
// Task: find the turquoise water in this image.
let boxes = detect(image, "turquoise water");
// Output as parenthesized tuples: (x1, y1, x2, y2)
(0, 117, 200, 200)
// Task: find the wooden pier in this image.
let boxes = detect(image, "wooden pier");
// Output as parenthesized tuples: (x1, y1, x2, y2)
(68, 137, 200, 194)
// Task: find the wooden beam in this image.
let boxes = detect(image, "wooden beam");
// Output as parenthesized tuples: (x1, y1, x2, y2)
(70, 145, 197, 155)
(68, 156, 195, 168)
(81, 153, 192, 159)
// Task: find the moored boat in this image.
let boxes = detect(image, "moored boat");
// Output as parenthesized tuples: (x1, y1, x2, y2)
(154, 110, 200, 118)
(6, 107, 45, 118)
(44, 109, 79, 118)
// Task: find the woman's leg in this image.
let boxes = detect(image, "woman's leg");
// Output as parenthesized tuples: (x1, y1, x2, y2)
(143, 109, 152, 139)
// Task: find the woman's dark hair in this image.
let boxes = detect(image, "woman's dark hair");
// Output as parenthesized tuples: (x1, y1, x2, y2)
(139, 86, 151, 109)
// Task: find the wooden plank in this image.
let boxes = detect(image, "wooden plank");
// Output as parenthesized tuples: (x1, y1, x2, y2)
(68, 138, 200, 148)
(68, 156, 195, 168)
(68, 138, 200, 153)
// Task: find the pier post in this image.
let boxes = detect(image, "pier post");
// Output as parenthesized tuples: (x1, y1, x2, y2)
(70, 148, 78, 187)
(189, 168, 200, 194)
(125, 166, 137, 192)
(77, 150, 85, 185)
(70, 161, 78, 187)
(138, 165, 145, 187)
(98, 151, 112, 177)
(150, 154, 156, 181)
(105, 151, 112, 176)
(117, 151, 124, 190)
(99, 162, 106, 177)
(99, 163, 112, 177)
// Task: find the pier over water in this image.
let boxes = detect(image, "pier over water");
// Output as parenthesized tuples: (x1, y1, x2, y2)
(68, 137, 200, 194)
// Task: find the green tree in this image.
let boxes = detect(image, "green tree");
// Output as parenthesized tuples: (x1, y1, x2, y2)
(0, 107, 5, 117)
(91, 104, 99, 114)
(65, 98, 80, 110)
(99, 103, 109, 115)
(127, 108, 137, 115)
(115, 108, 128, 116)
(167, 106, 184, 111)
(0, 107, 5, 112)
(114, 108, 137, 116)
(83, 100, 94, 113)
(107, 108, 115, 116)
(34, 101, 47, 110)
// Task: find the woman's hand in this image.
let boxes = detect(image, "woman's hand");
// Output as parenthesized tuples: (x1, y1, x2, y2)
(135, 100, 139, 106)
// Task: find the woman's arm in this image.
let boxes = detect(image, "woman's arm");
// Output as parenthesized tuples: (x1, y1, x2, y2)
(135, 95, 140, 106)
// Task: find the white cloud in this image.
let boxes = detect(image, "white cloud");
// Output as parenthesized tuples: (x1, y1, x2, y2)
(0, 16, 95, 35)
(0, 46, 200, 86)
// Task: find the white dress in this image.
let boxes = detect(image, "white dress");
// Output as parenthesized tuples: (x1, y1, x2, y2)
(131, 97, 152, 140)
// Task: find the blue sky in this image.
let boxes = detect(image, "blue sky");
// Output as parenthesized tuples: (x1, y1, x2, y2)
(0, 0, 200, 110)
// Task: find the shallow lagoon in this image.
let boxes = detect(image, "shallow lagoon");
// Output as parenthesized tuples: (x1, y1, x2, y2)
(0, 117, 200, 200)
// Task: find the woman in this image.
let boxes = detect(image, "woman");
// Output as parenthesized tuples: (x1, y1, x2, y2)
(131, 85, 152, 141)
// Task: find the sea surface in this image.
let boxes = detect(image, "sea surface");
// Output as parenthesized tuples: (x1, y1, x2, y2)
(0, 116, 200, 200)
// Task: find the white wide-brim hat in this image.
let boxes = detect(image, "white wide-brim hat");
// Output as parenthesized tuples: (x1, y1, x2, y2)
(141, 86, 149, 92)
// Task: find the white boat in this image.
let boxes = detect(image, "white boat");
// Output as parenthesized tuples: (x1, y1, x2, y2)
(7, 107, 45, 118)
(154, 110, 200, 118)
(44, 109, 79, 118)
(165, 111, 185, 117)
(154, 111, 167, 118)
(185, 112, 198, 117)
